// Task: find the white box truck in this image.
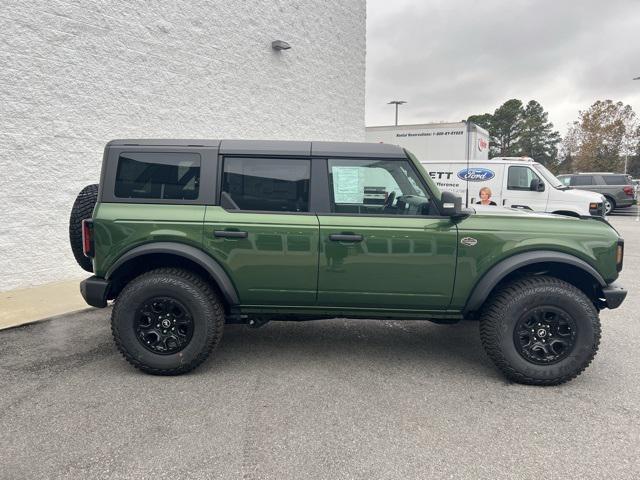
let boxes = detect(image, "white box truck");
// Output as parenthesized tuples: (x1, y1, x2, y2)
(420, 157, 606, 218)
(365, 121, 490, 161)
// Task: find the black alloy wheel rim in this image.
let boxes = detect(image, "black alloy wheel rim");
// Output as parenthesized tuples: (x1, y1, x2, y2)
(135, 297, 194, 355)
(513, 306, 577, 365)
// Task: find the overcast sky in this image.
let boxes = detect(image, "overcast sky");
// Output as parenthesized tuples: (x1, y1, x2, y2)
(366, 0, 640, 134)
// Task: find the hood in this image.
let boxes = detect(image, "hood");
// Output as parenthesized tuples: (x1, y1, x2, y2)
(563, 188, 605, 202)
(471, 205, 579, 220)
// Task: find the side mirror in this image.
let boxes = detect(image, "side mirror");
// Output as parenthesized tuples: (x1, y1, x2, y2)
(440, 190, 463, 217)
(530, 179, 545, 192)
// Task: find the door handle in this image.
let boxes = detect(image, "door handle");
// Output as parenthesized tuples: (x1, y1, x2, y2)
(329, 234, 363, 242)
(214, 230, 248, 239)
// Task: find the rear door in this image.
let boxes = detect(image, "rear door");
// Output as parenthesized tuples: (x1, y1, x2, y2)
(316, 157, 458, 310)
(202, 155, 319, 306)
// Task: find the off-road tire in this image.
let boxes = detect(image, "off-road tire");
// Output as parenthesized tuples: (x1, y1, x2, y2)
(480, 275, 601, 386)
(111, 268, 224, 375)
(69, 184, 99, 272)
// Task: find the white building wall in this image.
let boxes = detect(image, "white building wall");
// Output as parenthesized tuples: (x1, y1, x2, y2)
(0, 0, 366, 291)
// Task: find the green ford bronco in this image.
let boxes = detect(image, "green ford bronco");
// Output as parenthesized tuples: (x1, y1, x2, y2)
(70, 139, 627, 385)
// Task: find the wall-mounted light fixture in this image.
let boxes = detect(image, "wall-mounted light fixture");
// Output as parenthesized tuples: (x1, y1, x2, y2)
(272, 40, 291, 51)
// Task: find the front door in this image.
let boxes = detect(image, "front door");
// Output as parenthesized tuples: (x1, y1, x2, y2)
(203, 156, 319, 306)
(501, 164, 549, 212)
(317, 158, 458, 310)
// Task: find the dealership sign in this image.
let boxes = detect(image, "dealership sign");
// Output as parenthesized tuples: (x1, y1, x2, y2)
(457, 167, 495, 182)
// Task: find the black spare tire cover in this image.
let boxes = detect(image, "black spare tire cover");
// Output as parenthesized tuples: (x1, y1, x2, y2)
(69, 184, 98, 272)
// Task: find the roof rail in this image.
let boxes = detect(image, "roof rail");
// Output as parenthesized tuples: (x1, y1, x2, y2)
(490, 156, 534, 162)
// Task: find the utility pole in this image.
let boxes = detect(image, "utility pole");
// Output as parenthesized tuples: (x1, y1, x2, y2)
(624, 154, 628, 174)
(387, 100, 407, 126)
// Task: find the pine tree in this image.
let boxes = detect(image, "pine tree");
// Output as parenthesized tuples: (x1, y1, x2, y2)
(468, 99, 560, 165)
(517, 100, 561, 167)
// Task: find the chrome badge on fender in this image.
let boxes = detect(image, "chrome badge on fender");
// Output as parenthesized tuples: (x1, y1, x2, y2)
(461, 237, 478, 247)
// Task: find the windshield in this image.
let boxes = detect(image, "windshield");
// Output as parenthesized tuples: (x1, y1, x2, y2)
(404, 149, 442, 200)
(533, 164, 565, 189)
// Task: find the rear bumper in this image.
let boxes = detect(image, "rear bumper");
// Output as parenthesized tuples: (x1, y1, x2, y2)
(80, 276, 110, 308)
(602, 282, 627, 309)
(617, 198, 635, 208)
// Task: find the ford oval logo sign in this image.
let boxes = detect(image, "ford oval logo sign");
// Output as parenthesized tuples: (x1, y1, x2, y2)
(457, 167, 495, 182)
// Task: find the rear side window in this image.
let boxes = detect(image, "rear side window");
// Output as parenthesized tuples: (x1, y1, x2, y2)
(602, 175, 631, 185)
(571, 175, 594, 186)
(114, 152, 200, 200)
(507, 166, 540, 190)
(221, 157, 311, 212)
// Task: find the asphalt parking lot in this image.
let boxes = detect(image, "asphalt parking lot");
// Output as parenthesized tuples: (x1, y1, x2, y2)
(1, 214, 639, 480)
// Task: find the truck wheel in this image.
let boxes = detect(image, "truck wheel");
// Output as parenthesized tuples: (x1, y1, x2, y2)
(69, 184, 98, 272)
(111, 268, 224, 375)
(604, 196, 615, 214)
(479, 276, 600, 386)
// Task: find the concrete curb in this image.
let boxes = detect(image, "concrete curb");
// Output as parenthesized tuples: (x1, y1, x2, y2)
(0, 279, 89, 330)
(0, 307, 95, 331)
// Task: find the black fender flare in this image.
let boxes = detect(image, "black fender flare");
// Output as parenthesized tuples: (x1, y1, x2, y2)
(463, 250, 606, 316)
(106, 242, 240, 306)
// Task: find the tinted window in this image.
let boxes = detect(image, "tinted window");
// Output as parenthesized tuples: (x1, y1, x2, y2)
(115, 152, 200, 200)
(571, 175, 594, 186)
(222, 157, 310, 212)
(602, 175, 631, 185)
(328, 158, 434, 215)
(507, 166, 540, 190)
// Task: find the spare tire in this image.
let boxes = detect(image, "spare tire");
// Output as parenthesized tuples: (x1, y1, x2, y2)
(69, 184, 98, 272)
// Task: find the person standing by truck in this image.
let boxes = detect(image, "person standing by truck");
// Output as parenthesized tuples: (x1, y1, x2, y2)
(476, 187, 497, 205)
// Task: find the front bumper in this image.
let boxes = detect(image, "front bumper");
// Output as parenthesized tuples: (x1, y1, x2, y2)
(602, 282, 627, 309)
(80, 276, 111, 308)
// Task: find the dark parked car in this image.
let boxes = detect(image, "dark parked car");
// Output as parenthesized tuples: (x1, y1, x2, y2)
(557, 173, 636, 214)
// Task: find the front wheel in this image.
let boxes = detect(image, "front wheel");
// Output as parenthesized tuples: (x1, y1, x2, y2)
(480, 276, 600, 386)
(111, 268, 224, 375)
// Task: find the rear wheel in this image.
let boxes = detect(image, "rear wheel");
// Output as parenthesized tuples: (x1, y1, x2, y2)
(480, 276, 600, 386)
(111, 268, 224, 375)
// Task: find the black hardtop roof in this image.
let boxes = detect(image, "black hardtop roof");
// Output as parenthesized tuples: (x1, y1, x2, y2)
(106, 139, 406, 158)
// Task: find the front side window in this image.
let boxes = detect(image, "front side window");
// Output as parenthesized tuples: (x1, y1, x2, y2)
(571, 175, 594, 186)
(507, 166, 541, 191)
(115, 152, 200, 200)
(559, 176, 571, 186)
(221, 157, 310, 212)
(328, 158, 434, 215)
